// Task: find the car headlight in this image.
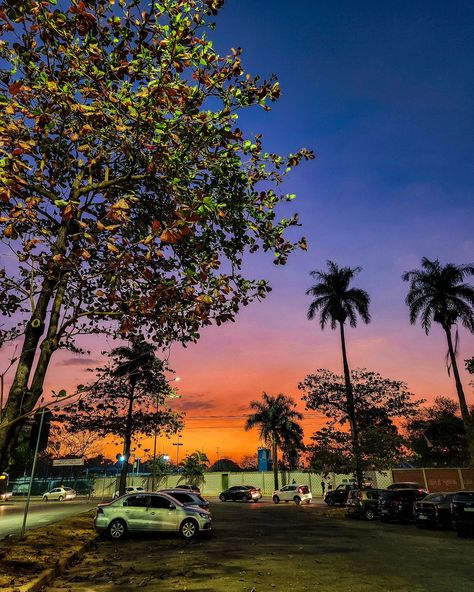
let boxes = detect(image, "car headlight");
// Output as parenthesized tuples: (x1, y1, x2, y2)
(199, 512, 209, 519)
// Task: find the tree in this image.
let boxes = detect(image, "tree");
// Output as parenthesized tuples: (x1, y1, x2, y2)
(405, 397, 471, 467)
(209, 458, 241, 471)
(239, 454, 258, 471)
(47, 422, 100, 460)
(306, 261, 370, 486)
(300, 369, 421, 477)
(179, 451, 209, 488)
(403, 258, 474, 461)
(61, 339, 182, 495)
(245, 393, 304, 490)
(146, 454, 171, 490)
(0, 0, 314, 472)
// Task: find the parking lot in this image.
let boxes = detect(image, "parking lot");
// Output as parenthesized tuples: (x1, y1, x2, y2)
(47, 499, 474, 592)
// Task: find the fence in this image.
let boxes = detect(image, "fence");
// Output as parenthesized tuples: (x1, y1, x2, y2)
(10, 468, 471, 499)
(392, 468, 474, 492)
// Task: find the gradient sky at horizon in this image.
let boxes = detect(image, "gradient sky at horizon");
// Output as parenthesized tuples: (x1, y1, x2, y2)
(2, 0, 474, 464)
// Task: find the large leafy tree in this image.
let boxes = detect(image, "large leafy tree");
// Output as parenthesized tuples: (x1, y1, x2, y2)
(300, 369, 421, 477)
(245, 392, 304, 490)
(403, 258, 474, 461)
(0, 0, 313, 471)
(306, 261, 370, 486)
(405, 397, 471, 467)
(60, 339, 183, 495)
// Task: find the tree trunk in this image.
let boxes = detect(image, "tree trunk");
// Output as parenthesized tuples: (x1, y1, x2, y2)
(272, 437, 279, 491)
(444, 325, 474, 463)
(118, 385, 136, 495)
(339, 322, 363, 488)
(0, 225, 70, 473)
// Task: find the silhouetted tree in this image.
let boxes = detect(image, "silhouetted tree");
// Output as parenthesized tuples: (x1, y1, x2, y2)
(245, 393, 304, 489)
(306, 261, 370, 486)
(405, 397, 471, 467)
(179, 451, 209, 488)
(403, 258, 474, 461)
(300, 369, 421, 476)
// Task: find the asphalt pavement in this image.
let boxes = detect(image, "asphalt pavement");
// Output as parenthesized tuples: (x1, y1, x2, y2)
(0, 499, 97, 539)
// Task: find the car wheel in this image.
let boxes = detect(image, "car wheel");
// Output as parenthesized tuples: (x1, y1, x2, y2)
(58, 495, 64, 502)
(294, 496, 301, 505)
(43, 496, 48, 502)
(108, 519, 127, 540)
(305, 499, 311, 505)
(180, 519, 198, 540)
(219, 494, 226, 502)
(364, 508, 375, 521)
(272, 495, 280, 504)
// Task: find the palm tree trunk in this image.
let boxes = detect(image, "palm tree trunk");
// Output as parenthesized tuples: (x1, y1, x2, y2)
(444, 325, 474, 463)
(119, 385, 135, 495)
(339, 322, 363, 488)
(272, 437, 279, 490)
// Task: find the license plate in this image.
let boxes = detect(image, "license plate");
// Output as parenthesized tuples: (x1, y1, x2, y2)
(382, 510, 389, 514)
(419, 515, 428, 520)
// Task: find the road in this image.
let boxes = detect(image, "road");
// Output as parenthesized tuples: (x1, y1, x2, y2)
(47, 499, 474, 592)
(0, 499, 97, 539)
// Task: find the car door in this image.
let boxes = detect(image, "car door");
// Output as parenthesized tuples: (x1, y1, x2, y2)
(228, 487, 239, 500)
(49, 488, 60, 500)
(281, 486, 294, 501)
(147, 494, 179, 532)
(122, 494, 149, 531)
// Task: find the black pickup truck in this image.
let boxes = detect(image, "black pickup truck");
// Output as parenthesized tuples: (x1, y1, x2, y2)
(451, 491, 474, 537)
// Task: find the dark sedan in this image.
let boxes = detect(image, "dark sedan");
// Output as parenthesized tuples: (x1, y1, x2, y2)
(414, 492, 455, 528)
(219, 485, 262, 502)
(324, 484, 356, 506)
(160, 489, 210, 510)
(379, 489, 427, 522)
(451, 491, 474, 537)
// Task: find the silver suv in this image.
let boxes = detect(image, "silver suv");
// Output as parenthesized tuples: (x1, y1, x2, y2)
(94, 492, 211, 540)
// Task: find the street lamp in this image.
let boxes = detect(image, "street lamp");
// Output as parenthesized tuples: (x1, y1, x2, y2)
(173, 434, 183, 467)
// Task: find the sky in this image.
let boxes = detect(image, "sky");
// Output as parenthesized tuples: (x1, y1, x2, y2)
(2, 0, 474, 465)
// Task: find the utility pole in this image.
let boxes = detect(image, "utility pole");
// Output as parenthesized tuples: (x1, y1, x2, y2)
(21, 408, 45, 537)
(173, 434, 183, 467)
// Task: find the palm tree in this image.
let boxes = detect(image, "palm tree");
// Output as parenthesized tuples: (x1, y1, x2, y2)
(112, 339, 158, 495)
(403, 257, 474, 460)
(306, 261, 370, 487)
(179, 451, 209, 488)
(245, 393, 304, 490)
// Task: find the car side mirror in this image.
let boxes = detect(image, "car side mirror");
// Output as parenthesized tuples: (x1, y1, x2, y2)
(169, 503, 176, 510)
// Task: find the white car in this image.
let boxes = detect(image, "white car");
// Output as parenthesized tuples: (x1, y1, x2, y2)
(0, 491, 12, 502)
(43, 486, 76, 502)
(272, 484, 312, 505)
(113, 486, 145, 499)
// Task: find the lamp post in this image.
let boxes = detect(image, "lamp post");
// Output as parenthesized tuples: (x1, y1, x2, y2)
(173, 434, 183, 467)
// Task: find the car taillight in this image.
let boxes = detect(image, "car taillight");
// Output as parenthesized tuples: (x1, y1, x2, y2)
(96, 507, 104, 514)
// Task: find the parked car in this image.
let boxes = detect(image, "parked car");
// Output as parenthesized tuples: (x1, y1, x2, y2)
(451, 491, 474, 537)
(174, 484, 201, 494)
(379, 489, 426, 522)
(42, 486, 76, 502)
(160, 488, 210, 510)
(219, 485, 262, 502)
(272, 484, 312, 505)
(113, 485, 145, 499)
(346, 488, 384, 520)
(413, 492, 455, 528)
(324, 484, 356, 506)
(387, 482, 429, 494)
(94, 492, 211, 540)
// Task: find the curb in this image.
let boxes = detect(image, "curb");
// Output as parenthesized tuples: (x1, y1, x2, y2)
(16, 535, 98, 592)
